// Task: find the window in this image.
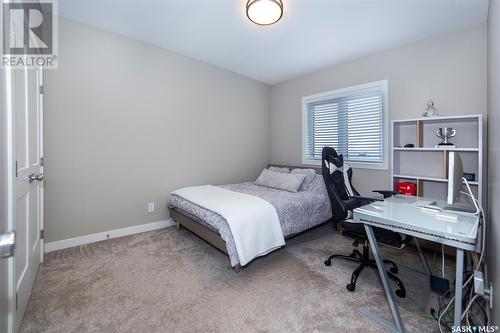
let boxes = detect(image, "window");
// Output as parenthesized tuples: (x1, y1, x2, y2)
(302, 80, 388, 170)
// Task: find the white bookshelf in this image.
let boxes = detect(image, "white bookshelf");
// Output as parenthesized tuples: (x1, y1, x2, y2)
(391, 114, 485, 205)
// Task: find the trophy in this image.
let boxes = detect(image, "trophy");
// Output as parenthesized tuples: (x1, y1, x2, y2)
(436, 127, 456, 147)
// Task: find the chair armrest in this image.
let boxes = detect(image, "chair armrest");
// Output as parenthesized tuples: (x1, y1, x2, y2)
(373, 190, 399, 199)
(345, 196, 383, 211)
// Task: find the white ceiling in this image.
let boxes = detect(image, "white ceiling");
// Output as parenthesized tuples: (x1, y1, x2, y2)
(59, 0, 489, 85)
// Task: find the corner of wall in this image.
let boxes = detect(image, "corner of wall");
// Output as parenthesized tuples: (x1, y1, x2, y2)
(487, 0, 500, 324)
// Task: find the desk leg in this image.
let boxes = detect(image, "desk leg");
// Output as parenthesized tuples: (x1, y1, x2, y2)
(362, 225, 405, 333)
(414, 238, 431, 277)
(454, 248, 464, 328)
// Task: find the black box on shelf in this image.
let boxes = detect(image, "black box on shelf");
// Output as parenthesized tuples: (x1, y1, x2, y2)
(463, 173, 476, 181)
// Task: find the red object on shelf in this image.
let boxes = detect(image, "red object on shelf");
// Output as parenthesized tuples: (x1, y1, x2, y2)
(396, 182, 417, 196)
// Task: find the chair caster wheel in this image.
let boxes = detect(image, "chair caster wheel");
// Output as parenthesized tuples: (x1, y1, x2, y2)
(395, 289, 406, 298)
(389, 266, 398, 274)
(346, 283, 356, 292)
(324, 260, 331, 266)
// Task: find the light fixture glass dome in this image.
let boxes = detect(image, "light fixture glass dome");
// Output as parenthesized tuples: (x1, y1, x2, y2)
(246, 0, 283, 26)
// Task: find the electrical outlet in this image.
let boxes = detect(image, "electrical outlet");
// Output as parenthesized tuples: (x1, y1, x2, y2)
(147, 202, 155, 213)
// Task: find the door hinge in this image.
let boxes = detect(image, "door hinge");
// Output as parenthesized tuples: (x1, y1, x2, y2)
(15, 161, 18, 177)
(15, 293, 18, 310)
(40, 85, 44, 94)
(40, 229, 44, 239)
(40, 156, 44, 167)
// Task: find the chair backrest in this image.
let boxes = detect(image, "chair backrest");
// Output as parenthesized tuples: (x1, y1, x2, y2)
(321, 147, 360, 221)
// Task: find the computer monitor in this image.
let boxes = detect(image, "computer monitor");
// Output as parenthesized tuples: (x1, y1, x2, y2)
(447, 152, 463, 205)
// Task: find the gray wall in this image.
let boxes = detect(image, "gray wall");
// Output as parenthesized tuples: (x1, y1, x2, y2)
(270, 25, 487, 195)
(487, 0, 500, 323)
(44, 19, 271, 242)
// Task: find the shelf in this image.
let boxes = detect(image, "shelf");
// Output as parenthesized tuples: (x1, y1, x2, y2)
(392, 114, 482, 124)
(393, 147, 479, 152)
(392, 114, 483, 204)
(393, 174, 479, 185)
(394, 174, 446, 182)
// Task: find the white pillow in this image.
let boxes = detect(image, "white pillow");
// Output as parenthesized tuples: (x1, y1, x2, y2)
(267, 166, 290, 173)
(255, 169, 306, 193)
(291, 168, 316, 191)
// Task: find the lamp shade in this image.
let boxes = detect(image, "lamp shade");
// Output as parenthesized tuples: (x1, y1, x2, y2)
(246, 0, 283, 26)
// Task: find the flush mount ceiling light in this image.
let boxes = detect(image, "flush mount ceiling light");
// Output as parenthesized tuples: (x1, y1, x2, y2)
(246, 0, 283, 26)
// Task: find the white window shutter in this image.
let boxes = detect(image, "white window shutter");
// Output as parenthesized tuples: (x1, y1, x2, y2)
(304, 82, 386, 166)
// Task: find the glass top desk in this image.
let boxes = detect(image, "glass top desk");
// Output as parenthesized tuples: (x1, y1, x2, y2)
(353, 195, 481, 332)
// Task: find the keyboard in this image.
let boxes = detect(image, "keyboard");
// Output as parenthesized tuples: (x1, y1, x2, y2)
(412, 199, 437, 207)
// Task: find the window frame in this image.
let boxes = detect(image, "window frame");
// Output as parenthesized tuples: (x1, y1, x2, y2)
(301, 80, 389, 170)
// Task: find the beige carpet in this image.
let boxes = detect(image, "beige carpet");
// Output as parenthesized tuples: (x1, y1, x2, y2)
(20, 224, 450, 333)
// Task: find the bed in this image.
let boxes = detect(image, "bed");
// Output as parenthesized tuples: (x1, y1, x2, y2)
(168, 165, 333, 270)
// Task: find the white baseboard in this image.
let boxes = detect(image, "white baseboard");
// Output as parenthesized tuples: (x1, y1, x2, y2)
(44, 219, 176, 253)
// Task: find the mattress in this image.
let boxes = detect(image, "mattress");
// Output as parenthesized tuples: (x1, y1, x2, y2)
(169, 174, 332, 267)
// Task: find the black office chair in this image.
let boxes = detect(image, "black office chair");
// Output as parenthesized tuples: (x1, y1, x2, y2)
(321, 146, 412, 297)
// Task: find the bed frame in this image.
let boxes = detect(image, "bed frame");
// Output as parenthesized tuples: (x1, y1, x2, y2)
(169, 164, 323, 272)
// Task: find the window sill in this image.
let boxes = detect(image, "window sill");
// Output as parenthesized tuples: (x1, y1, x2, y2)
(302, 159, 388, 171)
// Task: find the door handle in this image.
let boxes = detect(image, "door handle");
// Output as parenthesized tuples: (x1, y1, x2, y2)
(27, 173, 36, 183)
(0, 232, 15, 259)
(26, 173, 43, 183)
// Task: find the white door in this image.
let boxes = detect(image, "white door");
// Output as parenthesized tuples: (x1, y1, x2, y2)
(11, 67, 44, 331)
(1, 68, 15, 333)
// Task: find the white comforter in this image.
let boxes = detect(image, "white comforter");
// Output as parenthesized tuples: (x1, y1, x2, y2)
(172, 185, 285, 266)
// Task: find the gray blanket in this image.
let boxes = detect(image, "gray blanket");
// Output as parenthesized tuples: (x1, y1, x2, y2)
(169, 174, 332, 267)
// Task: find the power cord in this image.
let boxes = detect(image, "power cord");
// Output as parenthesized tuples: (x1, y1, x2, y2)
(437, 188, 487, 332)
